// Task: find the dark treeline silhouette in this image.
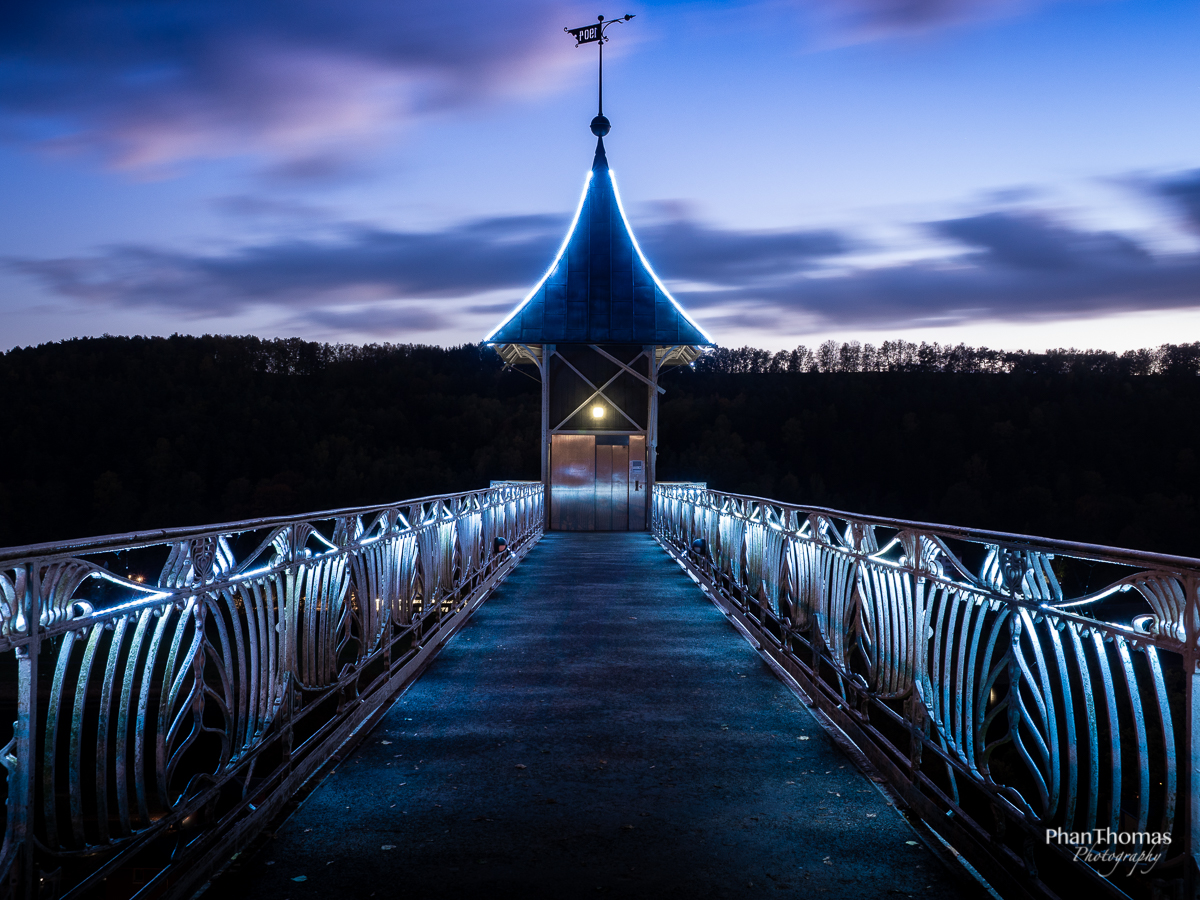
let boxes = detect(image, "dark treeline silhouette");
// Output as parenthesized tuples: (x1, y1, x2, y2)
(4, 334, 1200, 556)
(0, 335, 540, 546)
(660, 345, 1200, 557)
(694, 339, 1200, 376)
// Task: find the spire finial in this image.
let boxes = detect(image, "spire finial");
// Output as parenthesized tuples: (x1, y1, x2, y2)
(565, 14, 635, 137)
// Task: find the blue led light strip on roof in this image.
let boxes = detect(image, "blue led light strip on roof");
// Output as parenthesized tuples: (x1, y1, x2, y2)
(484, 171, 594, 343)
(608, 169, 715, 344)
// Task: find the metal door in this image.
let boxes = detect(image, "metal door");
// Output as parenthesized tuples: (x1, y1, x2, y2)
(550, 434, 595, 531)
(628, 434, 647, 531)
(595, 443, 613, 530)
(550, 434, 643, 531)
(595, 438, 629, 531)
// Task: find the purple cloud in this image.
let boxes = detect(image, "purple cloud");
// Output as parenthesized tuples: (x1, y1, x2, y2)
(6, 212, 847, 316)
(679, 209, 1200, 330)
(6, 215, 566, 314)
(296, 304, 449, 335)
(637, 218, 849, 282)
(931, 212, 1151, 271)
(9, 188, 1200, 339)
(803, 0, 1055, 39)
(1159, 169, 1200, 232)
(0, 0, 573, 168)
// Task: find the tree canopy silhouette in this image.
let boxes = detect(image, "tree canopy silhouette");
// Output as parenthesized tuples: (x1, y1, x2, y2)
(4, 334, 1200, 556)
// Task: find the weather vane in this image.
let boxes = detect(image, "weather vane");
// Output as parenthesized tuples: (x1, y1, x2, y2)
(565, 14, 635, 137)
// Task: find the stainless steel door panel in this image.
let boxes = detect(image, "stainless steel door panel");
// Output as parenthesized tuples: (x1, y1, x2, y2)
(595, 443, 614, 531)
(611, 444, 629, 530)
(628, 434, 647, 531)
(550, 434, 595, 531)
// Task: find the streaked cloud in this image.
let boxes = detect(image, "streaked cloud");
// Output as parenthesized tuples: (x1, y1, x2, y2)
(637, 218, 850, 282)
(7, 216, 565, 314)
(804, 0, 1053, 39)
(1159, 169, 1200, 232)
(680, 204, 1200, 331)
(296, 303, 450, 334)
(9, 172, 1200, 340)
(0, 0, 574, 169)
(932, 212, 1151, 271)
(6, 213, 849, 317)
(0, 0, 1080, 174)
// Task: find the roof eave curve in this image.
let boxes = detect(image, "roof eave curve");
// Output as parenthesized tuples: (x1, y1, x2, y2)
(485, 137, 714, 348)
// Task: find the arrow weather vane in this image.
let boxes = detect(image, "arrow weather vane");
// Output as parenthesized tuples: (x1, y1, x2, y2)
(565, 13, 635, 137)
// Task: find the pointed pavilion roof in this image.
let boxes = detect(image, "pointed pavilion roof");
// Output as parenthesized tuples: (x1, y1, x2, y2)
(485, 138, 713, 346)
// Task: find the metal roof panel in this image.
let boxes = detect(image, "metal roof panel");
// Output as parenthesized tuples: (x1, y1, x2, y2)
(486, 138, 713, 346)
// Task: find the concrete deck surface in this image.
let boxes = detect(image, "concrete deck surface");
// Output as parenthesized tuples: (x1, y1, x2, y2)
(212, 532, 976, 900)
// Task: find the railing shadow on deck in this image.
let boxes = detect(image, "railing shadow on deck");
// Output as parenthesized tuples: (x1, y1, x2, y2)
(0, 482, 544, 900)
(652, 482, 1198, 900)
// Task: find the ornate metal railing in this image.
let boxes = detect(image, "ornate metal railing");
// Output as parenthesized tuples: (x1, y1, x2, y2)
(653, 483, 1197, 900)
(0, 482, 543, 899)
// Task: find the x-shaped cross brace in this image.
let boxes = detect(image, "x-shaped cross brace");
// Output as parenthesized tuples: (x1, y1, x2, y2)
(551, 347, 649, 432)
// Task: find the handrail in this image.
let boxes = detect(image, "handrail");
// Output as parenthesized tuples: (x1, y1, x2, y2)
(0, 482, 545, 899)
(652, 482, 1198, 900)
(0, 488, 516, 563)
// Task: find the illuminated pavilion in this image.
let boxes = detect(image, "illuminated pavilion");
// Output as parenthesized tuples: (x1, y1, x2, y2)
(486, 119, 714, 531)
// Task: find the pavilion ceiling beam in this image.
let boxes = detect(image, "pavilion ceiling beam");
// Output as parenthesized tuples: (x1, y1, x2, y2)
(658, 345, 688, 366)
(516, 343, 543, 364)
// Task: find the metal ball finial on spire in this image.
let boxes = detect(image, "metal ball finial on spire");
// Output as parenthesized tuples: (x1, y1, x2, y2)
(565, 13, 635, 136)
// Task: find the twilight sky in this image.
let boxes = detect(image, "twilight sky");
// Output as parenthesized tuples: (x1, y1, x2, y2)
(2, 0, 1199, 352)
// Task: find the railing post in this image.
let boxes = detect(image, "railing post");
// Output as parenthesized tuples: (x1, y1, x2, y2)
(15, 615, 37, 898)
(652, 482, 1200, 899)
(645, 346, 660, 532)
(540, 344, 553, 531)
(1187, 574, 1200, 896)
(0, 483, 543, 900)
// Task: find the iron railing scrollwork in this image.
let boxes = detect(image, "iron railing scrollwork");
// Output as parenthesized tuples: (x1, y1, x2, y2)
(0, 482, 544, 899)
(653, 482, 1198, 900)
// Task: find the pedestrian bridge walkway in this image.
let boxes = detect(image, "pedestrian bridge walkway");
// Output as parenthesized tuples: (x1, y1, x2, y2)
(210, 533, 967, 899)
(4, 482, 1184, 899)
